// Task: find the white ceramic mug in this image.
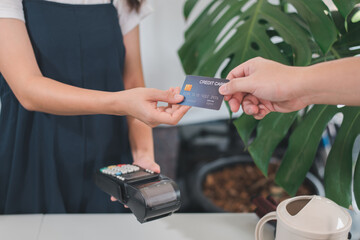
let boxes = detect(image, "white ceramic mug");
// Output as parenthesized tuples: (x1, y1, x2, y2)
(255, 195, 352, 240)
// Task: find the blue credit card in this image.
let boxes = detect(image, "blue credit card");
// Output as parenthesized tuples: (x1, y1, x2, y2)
(179, 75, 229, 110)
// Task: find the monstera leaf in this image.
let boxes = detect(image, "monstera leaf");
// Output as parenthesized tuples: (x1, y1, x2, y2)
(275, 105, 339, 195)
(184, 0, 198, 20)
(332, 0, 360, 23)
(179, 0, 360, 208)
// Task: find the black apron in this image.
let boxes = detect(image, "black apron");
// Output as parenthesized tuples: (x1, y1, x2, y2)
(0, 0, 133, 213)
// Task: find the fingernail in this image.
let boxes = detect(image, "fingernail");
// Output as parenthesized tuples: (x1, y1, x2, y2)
(219, 84, 227, 94)
(175, 94, 183, 101)
(248, 109, 253, 115)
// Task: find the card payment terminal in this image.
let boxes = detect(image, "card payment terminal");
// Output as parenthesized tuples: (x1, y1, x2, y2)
(94, 164, 181, 223)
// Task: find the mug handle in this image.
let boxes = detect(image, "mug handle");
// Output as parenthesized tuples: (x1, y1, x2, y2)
(255, 212, 277, 240)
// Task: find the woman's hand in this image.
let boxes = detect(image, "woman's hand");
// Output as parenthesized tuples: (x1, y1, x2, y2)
(110, 153, 160, 204)
(122, 87, 190, 127)
(132, 155, 160, 173)
(219, 57, 308, 119)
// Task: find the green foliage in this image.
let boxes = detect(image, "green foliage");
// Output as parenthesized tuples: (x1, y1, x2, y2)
(179, 0, 360, 208)
(332, 0, 360, 23)
(233, 113, 258, 146)
(184, 0, 198, 20)
(324, 107, 360, 207)
(275, 105, 339, 195)
(248, 112, 297, 177)
(355, 152, 360, 208)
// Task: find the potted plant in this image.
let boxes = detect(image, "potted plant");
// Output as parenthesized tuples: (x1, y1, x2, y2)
(190, 155, 324, 213)
(178, 0, 360, 208)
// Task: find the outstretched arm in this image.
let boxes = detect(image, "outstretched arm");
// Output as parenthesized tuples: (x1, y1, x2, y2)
(0, 19, 189, 126)
(219, 57, 360, 119)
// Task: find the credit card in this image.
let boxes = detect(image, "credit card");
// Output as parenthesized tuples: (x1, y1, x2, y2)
(179, 75, 229, 110)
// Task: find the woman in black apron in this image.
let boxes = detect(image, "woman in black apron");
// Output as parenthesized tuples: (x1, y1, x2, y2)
(0, 0, 189, 213)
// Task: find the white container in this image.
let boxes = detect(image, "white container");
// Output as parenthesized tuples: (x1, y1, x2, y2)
(255, 195, 352, 240)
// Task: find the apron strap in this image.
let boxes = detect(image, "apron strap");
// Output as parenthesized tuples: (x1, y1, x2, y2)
(110, 0, 114, 4)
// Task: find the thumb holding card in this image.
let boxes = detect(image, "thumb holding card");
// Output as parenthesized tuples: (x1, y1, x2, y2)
(149, 88, 184, 104)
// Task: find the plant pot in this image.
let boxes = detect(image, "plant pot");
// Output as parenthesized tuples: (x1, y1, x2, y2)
(190, 155, 325, 213)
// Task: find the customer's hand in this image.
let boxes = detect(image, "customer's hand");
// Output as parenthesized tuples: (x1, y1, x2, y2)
(123, 87, 190, 127)
(219, 57, 308, 119)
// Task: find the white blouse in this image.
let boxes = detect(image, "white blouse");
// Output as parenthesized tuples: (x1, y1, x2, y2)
(0, 0, 153, 35)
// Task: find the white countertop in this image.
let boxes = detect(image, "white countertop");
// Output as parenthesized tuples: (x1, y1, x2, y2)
(0, 213, 274, 240)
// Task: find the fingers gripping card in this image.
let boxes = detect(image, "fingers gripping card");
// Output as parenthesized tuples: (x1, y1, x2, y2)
(179, 75, 229, 110)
